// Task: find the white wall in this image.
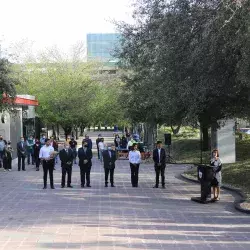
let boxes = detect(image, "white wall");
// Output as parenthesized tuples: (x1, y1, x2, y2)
(217, 119, 236, 163)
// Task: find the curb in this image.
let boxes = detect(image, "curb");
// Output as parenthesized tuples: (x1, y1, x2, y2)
(180, 172, 250, 214)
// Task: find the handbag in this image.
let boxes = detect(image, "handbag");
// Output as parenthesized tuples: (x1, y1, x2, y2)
(211, 177, 219, 186)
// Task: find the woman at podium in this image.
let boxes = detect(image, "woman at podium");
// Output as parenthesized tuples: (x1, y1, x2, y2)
(211, 149, 222, 201)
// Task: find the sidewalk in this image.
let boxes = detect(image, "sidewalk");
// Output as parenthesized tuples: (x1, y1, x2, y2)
(0, 155, 250, 249)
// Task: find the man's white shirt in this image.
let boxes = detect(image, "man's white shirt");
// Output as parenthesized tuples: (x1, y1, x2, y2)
(98, 142, 105, 150)
(39, 145, 54, 159)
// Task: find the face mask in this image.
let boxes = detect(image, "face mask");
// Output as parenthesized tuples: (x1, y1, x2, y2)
(108, 147, 111, 150)
(43, 136, 45, 139)
(65, 146, 69, 150)
(21, 139, 24, 142)
(0, 138, 2, 140)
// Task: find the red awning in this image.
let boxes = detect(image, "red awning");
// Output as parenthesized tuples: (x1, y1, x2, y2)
(14, 97, 39, 106)
(2, 94, 39, 106)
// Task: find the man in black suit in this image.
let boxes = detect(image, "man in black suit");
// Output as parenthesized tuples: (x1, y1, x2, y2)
(59, 142, 74, 188)
(78, 139, 93, 188)
(17, 137, 27, 171)
(103, 144, 117, 187)
(153, 141, 166, 189)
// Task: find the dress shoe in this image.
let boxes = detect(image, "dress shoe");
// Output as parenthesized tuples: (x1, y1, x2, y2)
(51, 186, 55, 189)
(43, 186, 47, 189)
(81, 185, 84, 188)
(61, 186, 65, 188)
(111, 184, 115, 187)
(162, 186, 166, 189)
(67, 185, 73, 188)
(22, 169, 26, 171)
(87, 185, 91, 188)
(105, 184, 108, 187)
(153, 185, 159, 188)
(36, 168, 39, 171)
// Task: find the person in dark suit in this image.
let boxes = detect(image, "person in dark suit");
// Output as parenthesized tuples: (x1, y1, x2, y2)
(59, 142, 74, 188)
(83, 135, 92, 150)
(33, 139, 41, 171)
(78, 139, 93, 188)
(103, 144, 117, 187)
(153, 141, 166, 188)
(17, 137, 27, 171)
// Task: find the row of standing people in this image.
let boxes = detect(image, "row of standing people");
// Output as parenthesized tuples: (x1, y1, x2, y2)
(57, 139, 167, 189)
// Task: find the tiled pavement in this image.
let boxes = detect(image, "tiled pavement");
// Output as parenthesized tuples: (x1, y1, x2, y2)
(0, 158, 250, 250)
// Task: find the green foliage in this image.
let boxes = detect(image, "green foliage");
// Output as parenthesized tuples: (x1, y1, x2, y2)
(116, 0, 250, 127)
(16, 60, 126, 133)
(0, 58, 17, 111)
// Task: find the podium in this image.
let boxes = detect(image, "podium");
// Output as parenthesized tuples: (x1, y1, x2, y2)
(191, 164, 214, 204)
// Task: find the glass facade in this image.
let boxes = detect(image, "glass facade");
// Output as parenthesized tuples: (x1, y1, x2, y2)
(87, 33, 121, 62)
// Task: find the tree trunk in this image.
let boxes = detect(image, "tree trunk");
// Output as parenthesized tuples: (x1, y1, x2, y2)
(143, 122, 157, 150)
(211, 123, 218, 151)
(171, 123, 181, 135)
(75, 128, 79, 140)
(202, 126, 209, 151)
(56, 124, 60, 140)
(80, 125, 85, 136)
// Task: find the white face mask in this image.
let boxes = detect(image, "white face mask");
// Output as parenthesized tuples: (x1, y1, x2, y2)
(65, 146, 69, 150)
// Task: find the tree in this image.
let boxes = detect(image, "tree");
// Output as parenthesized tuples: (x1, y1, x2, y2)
(15, 43, 128, 137)
(115, 0, 250, 147)
(0, 57, 17, 111)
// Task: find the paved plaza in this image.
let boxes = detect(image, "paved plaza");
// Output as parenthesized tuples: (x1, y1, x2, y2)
(0, 147, 250, 249)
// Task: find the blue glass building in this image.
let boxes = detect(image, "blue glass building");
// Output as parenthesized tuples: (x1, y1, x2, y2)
(87, 33, 121, 63)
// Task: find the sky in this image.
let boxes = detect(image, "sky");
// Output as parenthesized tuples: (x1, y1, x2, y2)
(0, 0, 134, 54)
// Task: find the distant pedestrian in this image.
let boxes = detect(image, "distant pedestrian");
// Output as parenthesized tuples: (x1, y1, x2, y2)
(211, 149, 222, 201)
(114, 134, 120, 148)
(98, 138, 105, 163)
(120, 135, 127, 149)
(153, 141, 166, 189)
(84, 135, 92, 150)
(128, 143, 141, 187)
(103, 144, 117, 187)
(39, 139, 55, 189)
(33, 139, 41, 171)
(40, 134, 46, 147)
(17, 137, 27, 171)
(59, 142, 74, 188)
(50, 136, 59, 168)
(26, 135, 35, 165)
(96, 134, 102, 160)
(3, 141, 13, 171)
(127, 138, 136, 151)
(78, 140, 93, 188)
(0, 135, 6, 168)
(69, 137, 77, 164)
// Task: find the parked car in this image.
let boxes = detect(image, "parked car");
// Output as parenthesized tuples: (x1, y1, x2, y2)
(238, 128, 250, 134)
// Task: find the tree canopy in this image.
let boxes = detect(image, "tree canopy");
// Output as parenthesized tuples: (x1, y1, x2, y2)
(116, 0, 250, 128)
(0, 57, 18, 111)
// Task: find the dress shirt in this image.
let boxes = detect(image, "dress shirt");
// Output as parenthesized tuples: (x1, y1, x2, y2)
(98, 142, 105, 150)
(129, 150, 141, 164)
(39, 145, 54, 159)
(158, 149, 161, 162)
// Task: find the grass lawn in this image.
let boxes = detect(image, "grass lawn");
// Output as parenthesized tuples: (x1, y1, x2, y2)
(158, 127, 210, 164)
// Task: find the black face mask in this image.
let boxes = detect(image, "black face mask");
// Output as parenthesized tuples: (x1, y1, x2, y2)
(0, 138, 2, 140)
